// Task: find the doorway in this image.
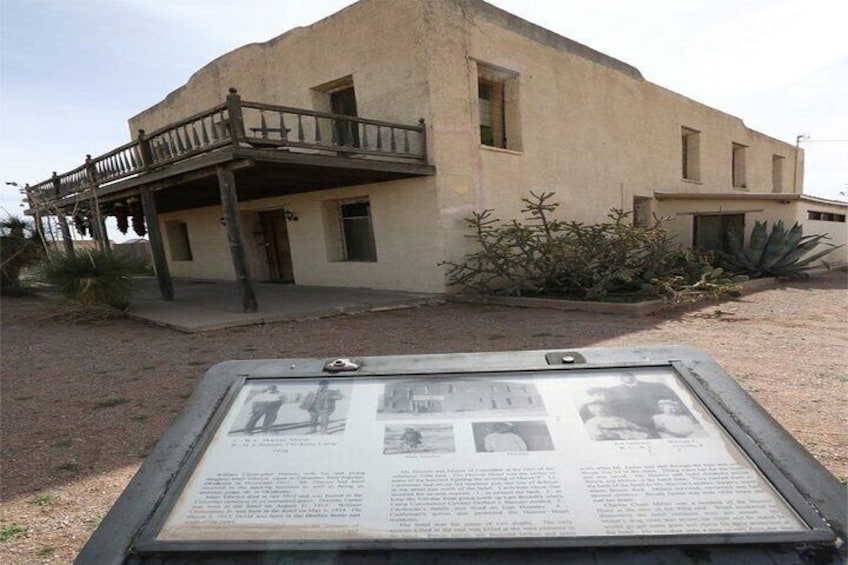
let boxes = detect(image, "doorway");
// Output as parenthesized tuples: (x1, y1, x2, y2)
(330, 86, 359, 147)
(260, 210, 294, 283)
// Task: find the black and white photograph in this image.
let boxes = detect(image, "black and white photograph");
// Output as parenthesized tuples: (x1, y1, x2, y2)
(377, 377, 546, 419)
(228, 379, 351, 436)
(472, 421, 554, 452)
(382, 424, 456, 455)
(575, 372, 707, 441)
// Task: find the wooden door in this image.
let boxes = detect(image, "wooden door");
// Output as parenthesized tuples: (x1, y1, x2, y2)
(330, 86, 359, 147)
(260, 211, 294, 283)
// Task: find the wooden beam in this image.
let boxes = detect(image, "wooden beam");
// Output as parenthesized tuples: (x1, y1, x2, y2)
(56, 214, 75, 257)
(233, 146, 436, 176)
(216, 165, 258, 313)
(140, 190, 174, 301)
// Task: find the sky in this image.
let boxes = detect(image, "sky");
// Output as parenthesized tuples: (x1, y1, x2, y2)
(1, 0, 846, 241)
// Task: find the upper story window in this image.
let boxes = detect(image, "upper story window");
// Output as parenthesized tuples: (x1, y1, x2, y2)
(329, 85, 359, 147)
(772, 154, 785, 193)
(313, 76, 360, 148)
(732, 143, 747, 189)
(477, 63, 521, 151)
(681, 127, 701, 181)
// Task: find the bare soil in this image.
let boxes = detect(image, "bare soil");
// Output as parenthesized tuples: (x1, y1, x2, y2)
(1, 272, 846, 563)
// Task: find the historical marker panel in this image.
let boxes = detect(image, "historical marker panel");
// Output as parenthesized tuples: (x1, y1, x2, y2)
(153, 366, 810, 545)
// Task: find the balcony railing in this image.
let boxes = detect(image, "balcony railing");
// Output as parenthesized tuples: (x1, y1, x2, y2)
(28, 88, 427, 209)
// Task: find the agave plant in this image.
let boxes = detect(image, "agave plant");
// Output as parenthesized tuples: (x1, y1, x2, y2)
(717, 220, 842, 278)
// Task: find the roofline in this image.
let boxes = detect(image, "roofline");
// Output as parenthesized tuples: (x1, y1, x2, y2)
(462, 0, 643, 80)
(653, 191, 848, 208)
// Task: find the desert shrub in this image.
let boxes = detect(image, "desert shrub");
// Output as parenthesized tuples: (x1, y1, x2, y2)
(37, 250, 148, 309)
(442, 192, 745, 302)
(1, 215, 43, 295)
(717, 220, 842, 279)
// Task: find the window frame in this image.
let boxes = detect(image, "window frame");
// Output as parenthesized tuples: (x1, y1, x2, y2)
(338, 198, 377, 263)
(681, 127, 701, 182)
(732, 143, 747, 189)
(476, 63, 521, 151)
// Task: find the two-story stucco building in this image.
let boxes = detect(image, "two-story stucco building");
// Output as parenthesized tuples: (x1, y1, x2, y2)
(29, 0, 847, 310)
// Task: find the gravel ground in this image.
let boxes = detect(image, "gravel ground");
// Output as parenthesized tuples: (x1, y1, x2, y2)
(1, 271, 846, 563)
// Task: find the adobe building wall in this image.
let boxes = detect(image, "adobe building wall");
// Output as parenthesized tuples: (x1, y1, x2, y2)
(132, 0, 824, 292)
(421, 0, 803, 269)
(131, 0, 445, 292)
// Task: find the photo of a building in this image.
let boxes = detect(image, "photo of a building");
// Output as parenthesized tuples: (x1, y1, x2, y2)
(379, 378, 544, 417)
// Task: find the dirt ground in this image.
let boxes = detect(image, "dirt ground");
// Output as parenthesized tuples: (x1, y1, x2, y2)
(1, 272, 846, 563)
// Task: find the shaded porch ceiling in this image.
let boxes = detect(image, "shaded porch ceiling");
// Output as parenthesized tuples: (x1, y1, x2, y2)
(95, 147, 435, 214)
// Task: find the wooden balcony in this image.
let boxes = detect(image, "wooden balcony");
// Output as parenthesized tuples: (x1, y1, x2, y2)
(27, 88, 433, 216)
(24, 88, 435, 313)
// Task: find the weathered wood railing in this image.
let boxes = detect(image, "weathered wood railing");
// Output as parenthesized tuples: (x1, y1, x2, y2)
(239, 101, 427, 159)
(27, 88, 427, 210)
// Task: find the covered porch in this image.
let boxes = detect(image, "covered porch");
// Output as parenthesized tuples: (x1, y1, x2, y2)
(126, 277, 442, 333)
(25, 88, 435, 313)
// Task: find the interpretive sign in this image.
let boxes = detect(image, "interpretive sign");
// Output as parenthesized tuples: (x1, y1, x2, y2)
(143, 364, 820, 548)
(80, 347, 845, 564)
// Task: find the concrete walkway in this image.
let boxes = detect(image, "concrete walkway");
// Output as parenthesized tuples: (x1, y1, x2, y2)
(126, 277, 443, 333)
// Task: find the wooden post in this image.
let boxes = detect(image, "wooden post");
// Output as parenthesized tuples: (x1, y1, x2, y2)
(216, 165, 258, 313)
(419, 118, 428, 162)
(140, 190, 174, 301)
(84, 154, 110, 253)
(137, 129, 154, 169)
(52, 172, 75, 257)
(57, 215, 74, 257)
(225, 87, 246, 143)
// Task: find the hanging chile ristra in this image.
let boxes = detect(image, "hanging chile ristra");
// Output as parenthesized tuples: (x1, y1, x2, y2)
(73, 213, 89, 236)
(114, 202, 129, 234)
(127, 199, 146, 236)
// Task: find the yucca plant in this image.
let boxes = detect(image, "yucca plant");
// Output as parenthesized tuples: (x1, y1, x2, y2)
(717, 220, 842, 278)
(37, 250, 148, 309)
(1, 215, 44, 295)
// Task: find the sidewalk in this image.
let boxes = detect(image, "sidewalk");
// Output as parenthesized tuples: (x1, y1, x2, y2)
(127, 277, 442, 332)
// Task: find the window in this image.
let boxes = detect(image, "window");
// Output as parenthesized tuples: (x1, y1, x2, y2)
(340, 199, 376, 261)
(165, 221, 192, 261)
(732, 143, 747, 189)
(633, 196, 652, 227)
(808, 211, 846, 223)
(477, 64, 521, 150)
(324, 197, 377, 262)
(681, 127, 701, 181)
(772, 155, 785, 193)
(329, 85, 359, 147)
(693, 214, 744, 253)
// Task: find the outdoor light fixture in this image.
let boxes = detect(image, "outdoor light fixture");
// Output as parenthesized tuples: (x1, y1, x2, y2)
(281, 208, 299, 221)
